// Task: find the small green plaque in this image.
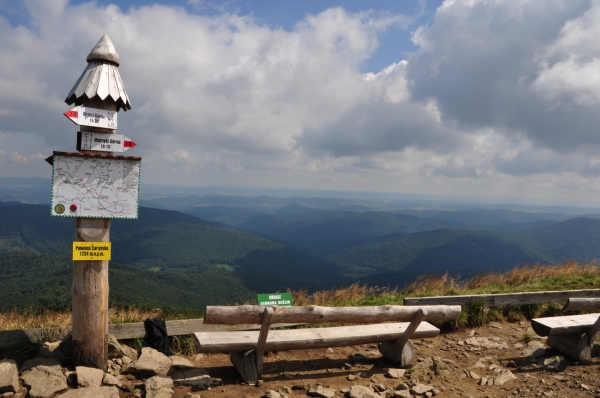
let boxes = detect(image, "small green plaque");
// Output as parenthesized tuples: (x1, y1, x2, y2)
(257, 292, 293, 306)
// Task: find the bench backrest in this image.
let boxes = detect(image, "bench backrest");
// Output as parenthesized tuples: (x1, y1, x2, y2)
(563, 298, 600, 311)
(203, 305, 461, 325)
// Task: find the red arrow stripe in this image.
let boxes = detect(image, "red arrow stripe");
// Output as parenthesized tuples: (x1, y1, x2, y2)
(124, 140, 136, 148)
(64, 110, 78, 118)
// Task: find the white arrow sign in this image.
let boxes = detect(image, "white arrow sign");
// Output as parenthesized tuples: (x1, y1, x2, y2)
(77, 131, 136, 152)
(64, 106, 117, 129)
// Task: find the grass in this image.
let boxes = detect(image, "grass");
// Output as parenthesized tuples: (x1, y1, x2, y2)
(1, 260, 598, 361)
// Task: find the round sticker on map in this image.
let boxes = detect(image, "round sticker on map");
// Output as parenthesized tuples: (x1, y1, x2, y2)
(54, 204, 65, 214)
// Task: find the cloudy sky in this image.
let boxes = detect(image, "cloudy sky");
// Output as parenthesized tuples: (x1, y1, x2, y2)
(1, 0, 600, 206)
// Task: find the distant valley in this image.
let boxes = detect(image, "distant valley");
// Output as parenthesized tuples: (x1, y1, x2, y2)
(2, 177, 600, 311)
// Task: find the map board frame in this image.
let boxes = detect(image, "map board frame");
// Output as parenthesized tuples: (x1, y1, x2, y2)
(50, 151, 141, 220)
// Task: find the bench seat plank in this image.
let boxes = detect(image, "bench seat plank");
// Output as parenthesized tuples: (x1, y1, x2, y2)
(195, 321, 439, 353)
(532, 313, 600, 336)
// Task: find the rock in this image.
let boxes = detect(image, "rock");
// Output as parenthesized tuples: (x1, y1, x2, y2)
(57, 386, 119, 398)
(346, 385, 379, 398)
(392, 391, 411, 398)
(121, 356, 132, 365)
(38, 342, 66, 363)
(489, 322, 502, 329)
(386, 368, 406, 379)
(170, 368, 211, 389)
(107, 334, 138, 360)
(20, 359, 68, 398)
(183, 393, 201, 398)
(0, 360, 19, 393)
(145, 375, 173, 398)
(395, 383, 409, 390)
(308, 385, 336, 398)
(493, 370, 517, 386)
(410, 384, 433, 395)
(543, 357, 564, 372)
(169, 356, 195, 369)
(326, 348, 335, 354)
(265, 390, 281, 398)
(523, 341, 546, 358)
(472, 359, 487, 368)
(76, 366, 104, 387)
(102, 374, 120, 387)
(347, 374, 357, 381)
(125, 347, 171, 377)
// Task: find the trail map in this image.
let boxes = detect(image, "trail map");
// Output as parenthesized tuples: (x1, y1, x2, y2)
(51, 154, 140, 219)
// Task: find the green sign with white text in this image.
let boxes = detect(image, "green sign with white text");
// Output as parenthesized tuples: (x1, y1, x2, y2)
(257, 292, 293, 306)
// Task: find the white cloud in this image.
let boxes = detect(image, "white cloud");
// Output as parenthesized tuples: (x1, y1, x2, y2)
(1, 0, 600, 203)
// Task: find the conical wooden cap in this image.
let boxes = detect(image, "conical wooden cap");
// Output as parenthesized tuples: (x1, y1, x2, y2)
(86, 34, 120, 66)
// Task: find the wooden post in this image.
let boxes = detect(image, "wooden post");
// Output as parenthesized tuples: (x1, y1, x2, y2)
(65, 35, 131, 371)
(72, 100, 116, 371)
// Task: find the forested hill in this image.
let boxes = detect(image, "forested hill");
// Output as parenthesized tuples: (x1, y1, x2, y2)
(0, 203, 345, 310)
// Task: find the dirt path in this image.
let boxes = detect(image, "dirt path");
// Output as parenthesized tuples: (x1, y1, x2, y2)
(162, 320, 599, 398)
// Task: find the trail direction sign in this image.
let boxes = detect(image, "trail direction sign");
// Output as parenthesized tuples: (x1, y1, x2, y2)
(77, 131, 136, 152)
(64, 106, 117, 129)
(50, 152, 141, 219)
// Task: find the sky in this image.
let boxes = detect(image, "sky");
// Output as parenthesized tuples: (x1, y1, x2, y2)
(1, 0, 600, 206)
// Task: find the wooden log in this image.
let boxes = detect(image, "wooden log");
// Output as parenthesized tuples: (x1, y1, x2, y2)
(547, 333, 592, 364)
(563, 298, 600, 311)
(531, 313, 600, 336)
(404, 289, 600, 307)
(0, 320, 302, 349)
(195, 321, 440, 353)
(203, 305, 461, 325)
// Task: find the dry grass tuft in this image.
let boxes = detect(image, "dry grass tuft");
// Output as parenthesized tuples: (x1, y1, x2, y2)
(292, 283, 400, 306)
(0, 306, 166, 332)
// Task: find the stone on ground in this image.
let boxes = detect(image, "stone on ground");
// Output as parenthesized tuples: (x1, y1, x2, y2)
(0, 359, 19, 393)
(410, 383, 434, 395)
(392, 391, 411, 398)
(169, 355, 195, 369)
(57, 386, 119, 398)
(108, 334, 138, 360)
(346, 385, 382, 398)
(125, 347, 171, 377)
(76, 366, 104, 387)
(145, 375, 174, 398)
(170, 368, 211, 389)
(494, 370, 517, 385)
(543, 356, 563, 372)
(523, 341, 546, 358)
(308, 385, 336, 398)
(20, 359, 68, 398)
(386, 368, 406, 379)
(38, 342, 66, 363)
(102, 373, 120, 387)
(265, 390, 281, 398)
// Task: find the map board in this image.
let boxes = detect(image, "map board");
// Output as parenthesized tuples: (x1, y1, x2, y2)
(51, 152, 141, 219)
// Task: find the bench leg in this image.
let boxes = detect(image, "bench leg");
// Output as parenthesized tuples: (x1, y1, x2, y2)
(547, 333, 592, 364)
(379, 308, 427, 367)
(546, 316, 600, 364)
(230, 350, 259, 383)
(230, 307, 274, 383)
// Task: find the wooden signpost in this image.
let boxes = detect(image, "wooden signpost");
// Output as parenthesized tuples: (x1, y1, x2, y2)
(51, 34, 137, 371)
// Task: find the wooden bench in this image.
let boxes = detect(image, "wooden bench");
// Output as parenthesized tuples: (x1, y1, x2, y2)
(193, 304, 461, 382)
(531, 298, 600, 363)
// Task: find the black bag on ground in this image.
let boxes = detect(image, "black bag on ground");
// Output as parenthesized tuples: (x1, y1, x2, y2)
(143, 318, 172, 356)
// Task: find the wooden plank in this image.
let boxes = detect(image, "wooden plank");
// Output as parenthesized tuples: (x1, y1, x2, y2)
(0, 320, 299, 349)
(531, 313, 600, 336)
(203, 305, 461, 325)
(563, 298, 600, 311)
(194, 321, 440, 353)
(404, 289, 600, 307)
